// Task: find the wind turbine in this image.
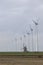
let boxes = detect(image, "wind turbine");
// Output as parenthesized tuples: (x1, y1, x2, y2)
(32, 20, 38, 25)
(15, 38, 18, 52)
(30, 25, 33, 52)
(27, 32, 30, 52)
(23, 35, 27, 52)
(20, 36, 23, 51)
(24, 34, 26, 45)
(32, 19, 39, 52)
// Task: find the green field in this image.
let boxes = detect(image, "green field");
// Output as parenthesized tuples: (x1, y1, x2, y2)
(0, 52, 43, 56)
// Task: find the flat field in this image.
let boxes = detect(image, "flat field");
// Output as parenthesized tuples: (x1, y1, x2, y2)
(0, 55, 43, 65)
(0, 52, 43, 65)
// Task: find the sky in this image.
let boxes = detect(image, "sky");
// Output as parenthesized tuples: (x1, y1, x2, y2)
(0, 0, 43, 51)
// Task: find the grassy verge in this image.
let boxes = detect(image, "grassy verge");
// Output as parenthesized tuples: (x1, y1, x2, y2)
(0, 52, 43, 56)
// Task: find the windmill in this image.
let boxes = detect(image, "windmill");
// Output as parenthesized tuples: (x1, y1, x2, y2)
(27, 32, 30, 52)
(15, 38, 18, 52)
(24, 34, 26, 45)
(32, 20, 38, 25)
(23, 35, 28, 52)
(30, 25, 33, 52)
(32, 19, 39, 52)
(20, 36, 23, 51)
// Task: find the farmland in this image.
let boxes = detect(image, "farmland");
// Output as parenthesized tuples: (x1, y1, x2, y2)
(0, 55, 43, 65)
(0, 52, 43, 65)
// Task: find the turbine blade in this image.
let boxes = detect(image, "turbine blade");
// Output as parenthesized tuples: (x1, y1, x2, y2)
(29, 24, 33, 31)
(32, 20, 38, 25)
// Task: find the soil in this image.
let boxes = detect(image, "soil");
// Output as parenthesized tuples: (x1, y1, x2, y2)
(0, 55, 43, 65)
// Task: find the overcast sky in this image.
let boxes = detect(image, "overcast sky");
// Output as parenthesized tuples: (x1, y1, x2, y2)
(0, 0, 43, 51)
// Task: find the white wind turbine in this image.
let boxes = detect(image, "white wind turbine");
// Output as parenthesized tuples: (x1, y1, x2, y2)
(30, 25, 33, 52)
(27, 32, 30, 52)
(32, 19, 39, 52)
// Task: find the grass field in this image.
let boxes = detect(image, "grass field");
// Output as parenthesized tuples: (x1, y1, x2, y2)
(0, 52, 43, 56)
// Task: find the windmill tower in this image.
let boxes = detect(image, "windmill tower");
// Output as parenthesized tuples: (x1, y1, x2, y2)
(32, 20, 39, 52)
(15, 38, 18, 52)
(23, 35, 27, 52)
(27, 32, 30, 52)
(30, 25, 33, 52)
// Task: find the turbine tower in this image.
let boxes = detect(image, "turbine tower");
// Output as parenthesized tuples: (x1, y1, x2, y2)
(30, 25, 33, 52)
(32, 20, 38, 52)
(27, 32, 30, 52)
(20, 36, 23, 51)
(15, 38, 17, 52)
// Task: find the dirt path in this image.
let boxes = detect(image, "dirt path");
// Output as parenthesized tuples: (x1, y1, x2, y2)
(0, 56, 43, 65)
